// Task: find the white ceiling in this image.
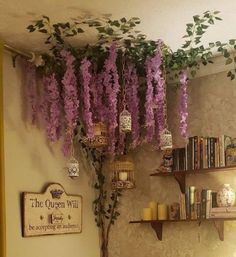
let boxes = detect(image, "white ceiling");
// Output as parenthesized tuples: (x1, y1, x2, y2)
(0, 0, 236, 53)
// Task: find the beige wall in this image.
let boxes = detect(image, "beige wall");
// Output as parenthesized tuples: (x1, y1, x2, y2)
(3, 52, 100, 257)
(109, 72, 236, 257)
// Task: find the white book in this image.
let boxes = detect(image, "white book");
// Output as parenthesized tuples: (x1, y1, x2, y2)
(219, 135, 231, 167)
(210, 206, 236, 213)
(210, 212, 236, 218)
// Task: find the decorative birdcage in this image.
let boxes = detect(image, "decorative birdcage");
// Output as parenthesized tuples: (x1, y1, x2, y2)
(119, 108, 132, 133)
(159, 129, 173, 150)
(109, 156, 135, 189)
(83, 122, 108, 148)
(67, 156, 80, 179)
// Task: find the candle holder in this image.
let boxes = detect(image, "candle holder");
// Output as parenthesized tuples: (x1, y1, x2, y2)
(108, 155, 135, 190)
(67, 156, 80, 179)
(160, 129, 173, 150)
(83, 122, 108, 148)
(119, 108, 132, 133)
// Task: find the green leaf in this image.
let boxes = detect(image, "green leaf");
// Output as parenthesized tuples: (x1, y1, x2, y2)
(42, 15, 50, 22)
(208, 18, 214, 24)
(225, 58, 233, 65)
(39, 29, 47, 33)
(120, 17, 127, 23)
(27, 25, 35, 32)
(215, 17, 222, 21)
(223, 50, 230, 58)
(193, 15, 200, 22)
(96, 27, 106, 33)
(209, 42, 215, 48)
(229, 39, 236, 45)
(77, 28, 84, 33)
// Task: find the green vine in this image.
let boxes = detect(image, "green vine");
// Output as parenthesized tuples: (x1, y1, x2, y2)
(26, 11, 236, 257)
(27, 11, 236, 80)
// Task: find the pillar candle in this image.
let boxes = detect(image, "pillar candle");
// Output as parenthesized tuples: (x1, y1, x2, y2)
(149, 201, 158, 220)
(142, 208, 152, 220)
(119, 171, 128, 181)
(158, 204, 168, 220)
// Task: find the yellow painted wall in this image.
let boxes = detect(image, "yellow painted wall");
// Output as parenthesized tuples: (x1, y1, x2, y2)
(3, 52, 100, 257)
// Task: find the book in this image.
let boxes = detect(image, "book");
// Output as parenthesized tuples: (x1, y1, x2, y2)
(201, 189, 207, 219)
(211, 192, 218, 208)
(206, 190, 212, 219)
(190, 186, 196, 219)
(219, 135, 231, 167)
(179, 193, 186, 220)
(209, 212, 236, 218)
(185, 189, 190, 219)
(210, 206, 236, 213)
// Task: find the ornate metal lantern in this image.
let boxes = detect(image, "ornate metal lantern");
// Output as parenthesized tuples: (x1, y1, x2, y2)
(119, 108, 132, 133)
(67, 157, 80, 179)
(159, 128, 173, 150)
(84, 122, 108, 148)
(109, 156, 135, 189)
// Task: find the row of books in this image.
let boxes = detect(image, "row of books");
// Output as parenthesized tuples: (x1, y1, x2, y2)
(179, 186, 236, 220)
(173, 135, 232, 171)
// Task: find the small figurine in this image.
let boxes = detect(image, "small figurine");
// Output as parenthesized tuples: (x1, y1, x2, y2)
(158, 149, 173, 173)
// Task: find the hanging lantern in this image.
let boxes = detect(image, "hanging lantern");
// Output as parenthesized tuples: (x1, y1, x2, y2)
(119, 108, 132, 133)
(67, 156, 80, 179)
(160, 128, 173, 150)
(109, 155, 135, 189)
(83, 122, 108, 148)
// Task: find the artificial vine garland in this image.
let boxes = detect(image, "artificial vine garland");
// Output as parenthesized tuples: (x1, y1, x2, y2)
(24, 10, 236, 257)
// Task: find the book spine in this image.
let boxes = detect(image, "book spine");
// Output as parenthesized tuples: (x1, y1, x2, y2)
(194, 136, 198, 170)
(210, 207, 236, 213)
(210, 212, 236, 218)
(206, 190, 212, 219)
(201, 189, 207, 219)
(215, 138, 220, 167)
(211, 192, 218, 208)
(207, 138, 211, 168)
(210, 138, 215, 168)
(189, 137, 193, 170)
(203, 138, 208, 169)
(185, 189, 190, 219)
(190, 186, 195, 219)
(219, 136, 224, 167)
(200, 137, 204, 169)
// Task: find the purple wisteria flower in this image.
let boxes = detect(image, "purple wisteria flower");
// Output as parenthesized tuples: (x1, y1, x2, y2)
(103, 43, 120, 154)
(61, 50, 79, 156)
(80, 58, 94, 139)
(179, 70, 189, 138)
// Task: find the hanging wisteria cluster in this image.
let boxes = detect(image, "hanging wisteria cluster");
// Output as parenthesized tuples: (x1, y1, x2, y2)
(25, 41, 188, 156)
(179, 70, 189, 138)
(25, 10, 236, 157)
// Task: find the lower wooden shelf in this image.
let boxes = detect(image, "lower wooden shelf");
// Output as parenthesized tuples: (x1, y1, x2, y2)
(129, 218, 236, 241)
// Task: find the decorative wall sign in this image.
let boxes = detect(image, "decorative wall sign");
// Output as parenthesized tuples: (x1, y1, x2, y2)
(23, 183, 82, 237)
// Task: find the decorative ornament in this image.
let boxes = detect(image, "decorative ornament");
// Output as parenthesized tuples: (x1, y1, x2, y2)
(67, 157, 80, 179)
(160, 129, 173, 150)
(119, 108, 132, 133)
(29, 52, 45, 67)
(109, 155, 135, 189)
(83, 122, 108, 148)
(217, 184, 235, 207)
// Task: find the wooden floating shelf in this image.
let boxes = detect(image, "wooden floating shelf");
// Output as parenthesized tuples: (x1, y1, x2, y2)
(150, 165, 236, 193)
(129, 218, 236, 241)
